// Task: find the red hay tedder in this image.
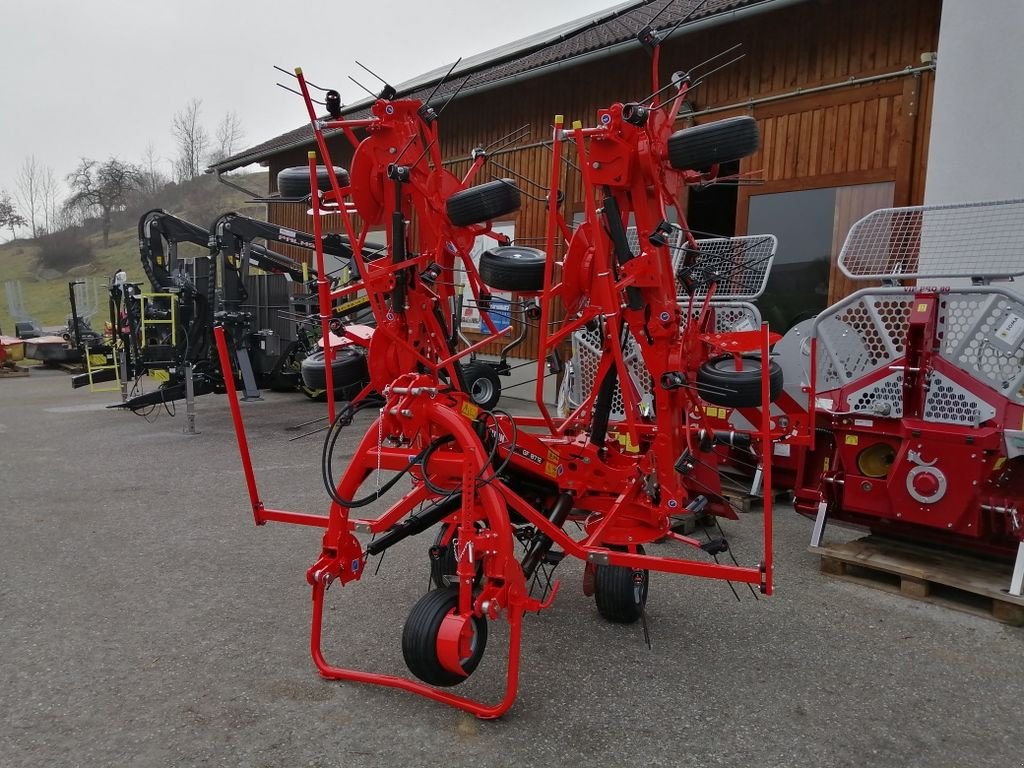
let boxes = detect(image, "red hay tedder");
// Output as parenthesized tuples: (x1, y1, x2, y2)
(214, 32, 810, 717)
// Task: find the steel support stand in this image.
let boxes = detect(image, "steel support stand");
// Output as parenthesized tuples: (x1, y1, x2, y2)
(810, 500, 829, 548)
(184, 362, 199, 435)
(1010, 541, 1024, 597)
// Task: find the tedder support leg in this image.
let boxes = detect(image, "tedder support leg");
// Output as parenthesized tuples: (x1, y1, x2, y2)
(810, 500, 829, 548)
(236, 349, 261, 401)
(1010, 541, 1024, 597)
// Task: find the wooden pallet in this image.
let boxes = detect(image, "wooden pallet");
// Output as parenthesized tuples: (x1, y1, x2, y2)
(812, 536, 1024, 626)
(0, 363, 30, 378)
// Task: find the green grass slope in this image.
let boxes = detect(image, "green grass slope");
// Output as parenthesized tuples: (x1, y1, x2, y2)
(0, 173, 267, 334)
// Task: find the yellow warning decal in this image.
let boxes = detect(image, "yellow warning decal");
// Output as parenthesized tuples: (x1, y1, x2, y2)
(151, 369, 170, 382)
(547, 449, 560, 464)
(460, 401, 480, 420)
(917, 303, 928, 313)
(544, 462, 558, 478)
(993, 457, 1006, 471)
(844, 434, 858, 446)
(823, 457, 830, 472)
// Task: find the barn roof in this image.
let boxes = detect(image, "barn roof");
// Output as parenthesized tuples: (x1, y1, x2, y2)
(209, 0, 787, 173)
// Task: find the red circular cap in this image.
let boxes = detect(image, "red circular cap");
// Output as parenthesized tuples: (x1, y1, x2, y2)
(913, 471, 940, 497)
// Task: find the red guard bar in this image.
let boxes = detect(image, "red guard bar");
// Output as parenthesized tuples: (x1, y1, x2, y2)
(213, 325, 328, 529)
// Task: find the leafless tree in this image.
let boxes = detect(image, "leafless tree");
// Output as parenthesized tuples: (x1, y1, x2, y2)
(172, 98, 210, 182)
(139, 142, 170, 197)
(14, 155, 42, 238)
(39, 166, 61, 235)
(211, 111, 245, 165)
(0, 190, 28, 241)
(65, 158, 142, 247)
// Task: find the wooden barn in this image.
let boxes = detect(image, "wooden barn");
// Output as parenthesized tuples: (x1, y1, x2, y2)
(210, 0, 940, 347)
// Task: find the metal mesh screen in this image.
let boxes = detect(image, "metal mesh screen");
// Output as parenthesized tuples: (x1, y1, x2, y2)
(922, 371, 996, 425)
(815, 295, 914, 387)
(838, 198, 1024, 281)
(623, 226, 776, 300)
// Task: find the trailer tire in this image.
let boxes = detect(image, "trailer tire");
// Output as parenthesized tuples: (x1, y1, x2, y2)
(461, 362, 502, 410)
(446, 179, 521, 226)
(276, 165, 350, 198)
(667, 116, 760, 172)
(478, 246, 547, 292)
(402, 588, 488, 687)
(299, 346, 368, 392)
(696, 354, 783, 408)
(594, 546, 649, 624)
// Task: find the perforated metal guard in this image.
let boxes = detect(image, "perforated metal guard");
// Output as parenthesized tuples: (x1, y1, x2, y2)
(569, 327, 653, 420)
(815, 295, 914, 388)
(922, 371, 996, 425)
(937, 293, 1024, 402)
(568, 303, 761, 416)
(838, 198, 1024, 281)
(623, 226, 776, 300)
(844, 371, 905, 417)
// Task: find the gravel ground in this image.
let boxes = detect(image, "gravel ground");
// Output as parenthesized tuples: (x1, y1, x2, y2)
(1, 368, 1021, 768)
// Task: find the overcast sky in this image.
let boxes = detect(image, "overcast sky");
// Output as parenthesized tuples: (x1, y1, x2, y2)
(0, 0, 609, 212)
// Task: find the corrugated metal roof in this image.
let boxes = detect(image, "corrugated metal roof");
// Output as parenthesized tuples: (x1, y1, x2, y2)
(210, 0, 778, 173)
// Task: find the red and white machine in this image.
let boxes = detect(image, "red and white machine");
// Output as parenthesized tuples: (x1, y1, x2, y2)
(788, 198, 1024, 596)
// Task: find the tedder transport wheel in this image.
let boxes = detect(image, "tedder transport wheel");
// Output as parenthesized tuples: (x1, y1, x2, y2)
(276, 165, 351, 198)
(478, 246, 547, 292)
(300, 346, 369, 392)
(461, 362, 501, 410)
(594, 546, 649, 624)
(445, 179, 521, 226)
(696, 354, 783, 408)
(402, 588, 488, 687)
(666, 116, 760, 172)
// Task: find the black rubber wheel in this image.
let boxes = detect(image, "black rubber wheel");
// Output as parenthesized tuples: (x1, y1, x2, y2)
(299, 346, 368, 392)
(667, 116, 760, 172)
(446, 179, 521, 226)
(478, 246, 547, 292)
(402, 588, 488, 687)
(594, 546, 649, 624)
(429, 523, 483, 589)
(696, 354, 783, 408)
(461, 362, 501, 410)
(277, 165, 350, 198)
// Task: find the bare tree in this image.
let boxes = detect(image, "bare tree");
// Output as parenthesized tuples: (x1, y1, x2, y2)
(210, 111, 245, 164)
(14, 155, 42, 238)
(172, 98, 209, 181)
(39, 166, 61, 235)
(139, 142, 169, 197)
(0, 190, 28, 241)
(65, 158, 142, 247)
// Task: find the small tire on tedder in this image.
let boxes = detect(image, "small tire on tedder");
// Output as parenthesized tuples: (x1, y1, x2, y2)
(461, 362, 502, 410)
(402, 588, 488, 687)
(696, 354, 784, 408)
(666, 115, 760, 172)
(277, 165, 351, 198)
(594, 547, 649, 624)
(299, 347, 369, 392)
(446, 179, 522, 226)
(478, 246, 547, 292)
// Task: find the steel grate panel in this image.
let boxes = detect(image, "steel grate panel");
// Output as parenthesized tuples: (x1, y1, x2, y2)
(815, 295, 914, 386)
(838, 198, 1024, 281)
(923, 371, 996, 425)
(844, 371, 905, 417)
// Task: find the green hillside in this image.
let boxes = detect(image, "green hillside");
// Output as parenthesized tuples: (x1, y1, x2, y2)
(0, 172, 267, 334)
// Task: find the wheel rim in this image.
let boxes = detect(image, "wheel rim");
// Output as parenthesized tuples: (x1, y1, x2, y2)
(470, 377, 495, 404)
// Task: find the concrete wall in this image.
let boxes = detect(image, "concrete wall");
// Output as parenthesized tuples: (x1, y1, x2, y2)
(924, 0, 1024, 204)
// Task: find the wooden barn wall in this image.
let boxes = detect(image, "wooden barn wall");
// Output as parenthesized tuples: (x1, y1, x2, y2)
(261, 0, 940, 357)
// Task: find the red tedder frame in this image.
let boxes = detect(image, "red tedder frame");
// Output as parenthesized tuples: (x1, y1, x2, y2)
(214, 37, 797, 717)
